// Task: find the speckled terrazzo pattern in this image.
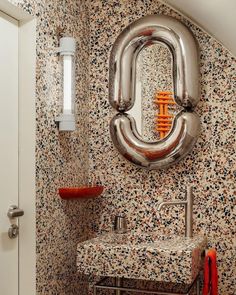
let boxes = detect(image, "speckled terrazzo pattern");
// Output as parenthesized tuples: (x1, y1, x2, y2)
(87, 1, 236, 295)
(8, 0, 90, 294)
(138, 44, 177, 141)
(7, 0, 235, 294)
(77, 231, 207, 284)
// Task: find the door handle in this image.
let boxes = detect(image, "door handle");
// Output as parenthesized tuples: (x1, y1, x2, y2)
(7, 205, 24, 219)
(8, 224, 19, 239)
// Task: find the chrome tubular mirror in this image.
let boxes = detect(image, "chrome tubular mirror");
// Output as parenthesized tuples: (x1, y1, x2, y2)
(109, 15, 200, 169)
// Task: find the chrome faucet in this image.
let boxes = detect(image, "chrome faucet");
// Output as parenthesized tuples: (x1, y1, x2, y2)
(157, 187, 193, 238)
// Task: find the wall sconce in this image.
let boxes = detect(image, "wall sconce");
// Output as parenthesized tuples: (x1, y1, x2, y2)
(56, 37, 76, 131)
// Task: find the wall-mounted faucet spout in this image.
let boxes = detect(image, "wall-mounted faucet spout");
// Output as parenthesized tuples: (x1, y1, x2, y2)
(158, 187, 193, 238)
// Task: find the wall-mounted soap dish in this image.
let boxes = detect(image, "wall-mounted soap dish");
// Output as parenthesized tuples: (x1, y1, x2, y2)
(58, 186, 104, 199)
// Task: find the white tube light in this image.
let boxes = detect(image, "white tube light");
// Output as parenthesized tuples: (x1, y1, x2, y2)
(63, 55, 73, 114)
(56, 37, 76, 131)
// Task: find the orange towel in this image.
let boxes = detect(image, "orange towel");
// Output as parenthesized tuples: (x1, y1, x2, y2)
(203, 249, 218, 295)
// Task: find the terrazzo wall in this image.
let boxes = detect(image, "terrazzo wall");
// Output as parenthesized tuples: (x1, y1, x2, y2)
(6, 0, 235, 294)
(8, 0, 90, 294)
(87, 1, 235, 295)
(138, 44, 177, 141)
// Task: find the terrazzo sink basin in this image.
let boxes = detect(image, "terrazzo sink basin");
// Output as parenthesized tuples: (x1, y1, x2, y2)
(99, 231, 173, 245)
(77, 231, 207, 285)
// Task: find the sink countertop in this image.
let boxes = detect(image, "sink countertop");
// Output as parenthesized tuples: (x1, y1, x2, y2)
(77, 231, 207, 284)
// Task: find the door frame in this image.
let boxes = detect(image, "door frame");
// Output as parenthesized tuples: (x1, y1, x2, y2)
(0, 1, 36, 295)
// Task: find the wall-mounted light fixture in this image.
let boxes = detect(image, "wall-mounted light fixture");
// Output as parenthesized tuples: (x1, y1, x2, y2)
(56, 37, 76, 131)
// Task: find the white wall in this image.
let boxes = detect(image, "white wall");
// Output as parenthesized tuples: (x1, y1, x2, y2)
(163, 0, 236, 56)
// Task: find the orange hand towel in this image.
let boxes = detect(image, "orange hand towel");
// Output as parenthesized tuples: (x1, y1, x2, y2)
(203, 249, 218, 295)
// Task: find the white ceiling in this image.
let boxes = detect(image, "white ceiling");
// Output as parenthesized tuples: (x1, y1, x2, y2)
(162, 0, 236, 56)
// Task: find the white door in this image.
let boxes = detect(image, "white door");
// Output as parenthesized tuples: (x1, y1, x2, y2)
(0, 10, 20, 295)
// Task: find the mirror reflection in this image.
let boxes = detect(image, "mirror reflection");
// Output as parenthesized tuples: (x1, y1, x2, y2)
(128, 43, 179, 142)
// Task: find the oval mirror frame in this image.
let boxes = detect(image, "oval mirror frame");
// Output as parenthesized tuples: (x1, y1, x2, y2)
(109, 15, 200, 169)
